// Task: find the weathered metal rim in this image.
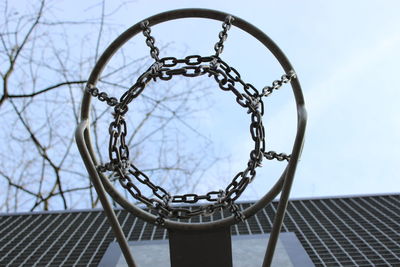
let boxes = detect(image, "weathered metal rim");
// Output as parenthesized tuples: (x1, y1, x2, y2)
(78, 8, 307, 230)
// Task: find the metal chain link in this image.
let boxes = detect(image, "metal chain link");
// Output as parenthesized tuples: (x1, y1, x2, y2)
(214, 15, 234, 57)
(86, 84, 118, 106)
(261, 71, 297, 97)
(230, 203, 245, 222)
(140, 20, 160, 61)
(264, 151, 291, 162)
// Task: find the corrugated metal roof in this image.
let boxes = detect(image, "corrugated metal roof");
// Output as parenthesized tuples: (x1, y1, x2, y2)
(0, 194, 399, 266)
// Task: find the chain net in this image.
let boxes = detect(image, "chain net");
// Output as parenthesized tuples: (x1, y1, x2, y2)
(87, 15, 296, 224)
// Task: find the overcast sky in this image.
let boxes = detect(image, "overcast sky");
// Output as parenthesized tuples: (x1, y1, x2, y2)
(38, 0, 400, 200)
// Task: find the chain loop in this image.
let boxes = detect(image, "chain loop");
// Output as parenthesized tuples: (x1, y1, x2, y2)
(91, 54, 293, 221)
(88, 16, 297, 221)
(95, 54, 269, 219)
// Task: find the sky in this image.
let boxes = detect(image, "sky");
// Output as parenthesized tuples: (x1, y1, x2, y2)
(11, 0, 400, 203)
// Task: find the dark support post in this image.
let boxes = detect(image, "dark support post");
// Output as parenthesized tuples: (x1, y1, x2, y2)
(168, 227, 233, 267)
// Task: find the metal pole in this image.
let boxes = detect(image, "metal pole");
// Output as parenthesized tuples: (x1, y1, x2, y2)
(262, 107, 307, 267)
(75, 121, 137, 267)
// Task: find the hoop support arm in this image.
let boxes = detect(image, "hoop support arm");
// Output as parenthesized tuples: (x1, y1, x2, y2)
(75, 120, 136, 267)
(263, 105, 307, 266)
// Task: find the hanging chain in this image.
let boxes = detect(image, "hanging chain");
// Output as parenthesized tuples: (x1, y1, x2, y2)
(230, 203, 245, 222)
(264, 151, 291, 161)
(141, 20, 160, 61)
(90, 15, 297, 221)
(86, 84, 118, 106)
(214, 15, 234, 57)
(261, 71, 297, 97)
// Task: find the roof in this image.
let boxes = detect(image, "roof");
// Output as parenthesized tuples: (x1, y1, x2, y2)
(0, 193, 399, 266)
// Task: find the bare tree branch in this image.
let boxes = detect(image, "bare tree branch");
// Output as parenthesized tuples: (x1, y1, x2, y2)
(0, 1, 223, 212)
(7, 80, 86, 99)
(0, 170, 41, 199)
(0, 0, 45, 106)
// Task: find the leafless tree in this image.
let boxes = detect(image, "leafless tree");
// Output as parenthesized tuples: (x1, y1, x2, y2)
(0, 0, 225, 212)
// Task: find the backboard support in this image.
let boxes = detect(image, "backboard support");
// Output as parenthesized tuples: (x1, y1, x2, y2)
(168, 227, 232, 267)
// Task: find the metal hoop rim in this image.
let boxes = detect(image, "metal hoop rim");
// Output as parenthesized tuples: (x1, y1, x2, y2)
(77, 8, 307, 230)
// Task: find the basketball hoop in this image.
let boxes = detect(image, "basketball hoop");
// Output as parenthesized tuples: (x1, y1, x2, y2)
(76, 8, 307, 267)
